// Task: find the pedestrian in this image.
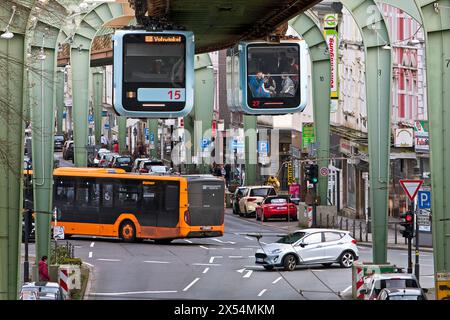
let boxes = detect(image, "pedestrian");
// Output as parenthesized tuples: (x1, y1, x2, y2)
(113, 140, 119, 153)
(38, 255, 50, 282)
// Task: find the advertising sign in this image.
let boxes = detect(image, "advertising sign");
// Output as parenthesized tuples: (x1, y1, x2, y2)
(324, 14, 338, 29)
(394, 128, 414, 147)
(414, 121, 429, 152)
(302, 123, 315, 150)
(325, 29, 339, 98)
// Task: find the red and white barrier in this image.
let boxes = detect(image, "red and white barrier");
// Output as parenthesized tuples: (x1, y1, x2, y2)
(59, 268, 69, 298)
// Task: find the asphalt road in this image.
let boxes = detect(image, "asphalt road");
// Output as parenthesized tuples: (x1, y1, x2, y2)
(24, 210, 435, 300)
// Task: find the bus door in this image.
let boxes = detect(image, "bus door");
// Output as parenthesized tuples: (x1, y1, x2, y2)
(75, 178, 101, 234)
(54, 177, 77, 228)
(98, 179, 117, 234)
(141, 181, 158, 228)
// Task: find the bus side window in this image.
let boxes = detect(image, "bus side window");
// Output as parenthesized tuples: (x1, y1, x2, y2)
(76, 179, 99, 207)
(118, 180, 139, 205)
(55, 177, 75, 204)
(164, 185, 179, 211)
(102, 183, 114, 207)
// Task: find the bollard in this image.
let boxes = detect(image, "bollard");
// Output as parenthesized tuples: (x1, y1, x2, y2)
(359, 221, 362, 241)
(394, 223, 397, 244)
(326, 215, 329, 228)
(353, 221, 356, 238)
(332, 216, 335, 228)
(365, 222, 368, 242)
(346, 219, 349, 232)
(339, 217, 343, 230)
(319, 213, 322, 227)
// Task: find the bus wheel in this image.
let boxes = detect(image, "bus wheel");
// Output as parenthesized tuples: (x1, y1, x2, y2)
(120, 221, 136, 242)
(154, 239, 173, 244)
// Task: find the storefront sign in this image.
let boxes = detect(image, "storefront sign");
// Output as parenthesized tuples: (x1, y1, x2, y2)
(339, 138, 352, 155)
(394, 128, 414, 147)
(414, 120, 429, 152)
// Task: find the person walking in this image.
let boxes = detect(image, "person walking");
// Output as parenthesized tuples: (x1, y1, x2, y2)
(38, 256, 50, 282)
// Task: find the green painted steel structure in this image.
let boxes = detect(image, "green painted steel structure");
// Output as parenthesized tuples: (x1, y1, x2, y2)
(244, 115, 258, 185)
(289, 12, 331, 206)
(118, 116, 127, 154)
(56, 69, 65, 136)
(92, 68, 103, 147)
(340, 0, 392, 264)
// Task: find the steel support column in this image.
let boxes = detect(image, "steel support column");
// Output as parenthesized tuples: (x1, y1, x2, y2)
(92, 68, 103, 147)
(29, 45, 57, 269)
(118, 116, 127, 154)
(193, 54, 214, 174)
(415, 0, 450, 278)
(147, 119, 159, 158)
(70, 48, 89, 167)
(290, 13, 331, 206)
(56, 69, 64, 135)
(0, 33, 26, 300)
(244, 115, 257, 185)
(342, 0, 392, 264)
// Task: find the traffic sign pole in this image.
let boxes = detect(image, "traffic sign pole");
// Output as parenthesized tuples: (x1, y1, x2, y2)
(415, 203, 420, 282)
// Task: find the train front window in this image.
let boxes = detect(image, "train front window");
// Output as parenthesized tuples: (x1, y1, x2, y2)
(124, 37, 185, 87)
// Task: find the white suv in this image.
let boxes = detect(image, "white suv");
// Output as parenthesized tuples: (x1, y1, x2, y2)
(360, 273, 420, 300)
(238, 186, 276, 217)
(255, 228, 359, 271)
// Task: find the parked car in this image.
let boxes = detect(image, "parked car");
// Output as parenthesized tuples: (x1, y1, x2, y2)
(100, 152, 119, 168)
(54, 135, 65, 151)
(232, 187, 247, 215)
(132, 157, 150, 172)
(93, 148, 110, 167)
(111, 155, 133, 172)
(19, 282, 66, 300)
(138, 160, 170, 174)
(377, 288, 428, 300)
(255, 228, 359, 271)
(361, 273, 420, 300)
(62, 141, 74, 161)
(238, 186, 277, 217)
(256, 196, 297, 221)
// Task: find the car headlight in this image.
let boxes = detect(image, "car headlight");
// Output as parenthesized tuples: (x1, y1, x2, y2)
(271, 249, 282, 254)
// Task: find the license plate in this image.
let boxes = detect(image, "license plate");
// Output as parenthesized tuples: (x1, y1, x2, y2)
(277, 206, 287, 210)
(200, 226, 212, 231)
(256, 258, 264, 263)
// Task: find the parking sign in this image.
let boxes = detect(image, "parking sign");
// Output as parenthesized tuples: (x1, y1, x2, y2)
(418, 191, 431, 209)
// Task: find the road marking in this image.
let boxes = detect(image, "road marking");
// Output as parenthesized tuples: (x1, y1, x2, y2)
(88, 252, 93, 258)
(240, 248, 253, 251)
(192, 263, 222, 267)
(203, 267, 210, 274)
(74, 246, 83, 249)
(199, 246, 209, 250)
(143, 260, 170, 264)
(243, 270, 253, 278)
(83, 262, 94, 267)
(90, 290, 178, 296)
(245, 245, 260, 248)
(341, 286, 352, 294)
(310, 269, 326, 272)
(222, 248, 234, 250)
(209, 256, 223, 263)
(183, 278, 200, 292)
(237, 268, 246, 274)
(272, 277, 282, 284)
(184, 239, 193, 244)
(97, 259, 121, 262)
(260, 241, 267, 245)
(245, 236, 254, 241)
(229, 256, 243, 259)
(258, 289, 267, 297)
(90, 242, 95, 248)
(248, 255, 254, 258)
(211, 238, 236, 245)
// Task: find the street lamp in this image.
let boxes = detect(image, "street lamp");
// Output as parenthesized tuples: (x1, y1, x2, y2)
(1, 5, 17, 40)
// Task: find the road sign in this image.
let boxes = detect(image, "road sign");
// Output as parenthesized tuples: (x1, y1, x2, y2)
(320, 167, 329, 176)
(258, 140, 269, 155)
(417, 209, 431, 232)
(436, 272, 450, 300)
(53, 226, 65, 240)
(324, 13, 338, 28)
(201, 138, 210, 150)
(399, 179, 424, 201)
(418, 191, 431, 209)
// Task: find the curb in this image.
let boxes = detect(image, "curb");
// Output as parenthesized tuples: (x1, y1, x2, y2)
(357, 242, 434, 253)
(82, 262, 95, 300)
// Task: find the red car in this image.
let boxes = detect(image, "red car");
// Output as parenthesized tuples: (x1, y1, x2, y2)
(256, 196, 298, 222)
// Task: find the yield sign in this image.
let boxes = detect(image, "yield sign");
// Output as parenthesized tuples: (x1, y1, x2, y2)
(399, 179, 424, 201)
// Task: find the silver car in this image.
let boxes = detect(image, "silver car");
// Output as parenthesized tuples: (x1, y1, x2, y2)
(255, 228, 359, 271)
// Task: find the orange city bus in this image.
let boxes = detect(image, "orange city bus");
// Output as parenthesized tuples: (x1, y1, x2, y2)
(39, 167, 225, 243)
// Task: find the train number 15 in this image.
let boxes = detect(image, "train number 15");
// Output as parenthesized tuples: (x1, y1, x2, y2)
(168, 90, 181, 100)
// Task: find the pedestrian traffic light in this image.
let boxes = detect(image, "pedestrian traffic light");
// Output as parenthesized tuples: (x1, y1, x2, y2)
(400, 212, 414, 239)
(305, 164, 319, 184)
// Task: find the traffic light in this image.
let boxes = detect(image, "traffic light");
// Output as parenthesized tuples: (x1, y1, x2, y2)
(305, 164, 319, 184)
(400, 212, 414, 239)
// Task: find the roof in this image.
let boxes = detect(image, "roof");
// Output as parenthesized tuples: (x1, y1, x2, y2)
(22, 281, 60, 288)
(367, 273, 418, 280)
(380, 288, 424, 295)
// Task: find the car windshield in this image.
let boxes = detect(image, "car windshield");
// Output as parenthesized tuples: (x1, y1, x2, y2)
(117, 157, 132, 163)
(147, 165, 167, 173)
(266, 198, 287, 204)
(374, 279, 419, 295)
(250, 188, 273, 197)
(54, 136, 64, 142)
(276, 232, 306, 244)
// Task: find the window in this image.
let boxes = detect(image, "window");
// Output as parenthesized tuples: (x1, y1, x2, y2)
(250, 188, 274, 197)
(324, 232, 343, 242)
(76, 179, 100, 207)
(102, 183, 114, 207)
(118, 181, 139, 205)
(303, 233, 322, 245)
(165, 185, 179, 211)
(276, 232, 306, 244)
(55, 178, 75, 204)
(266, 198, 287, 204)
